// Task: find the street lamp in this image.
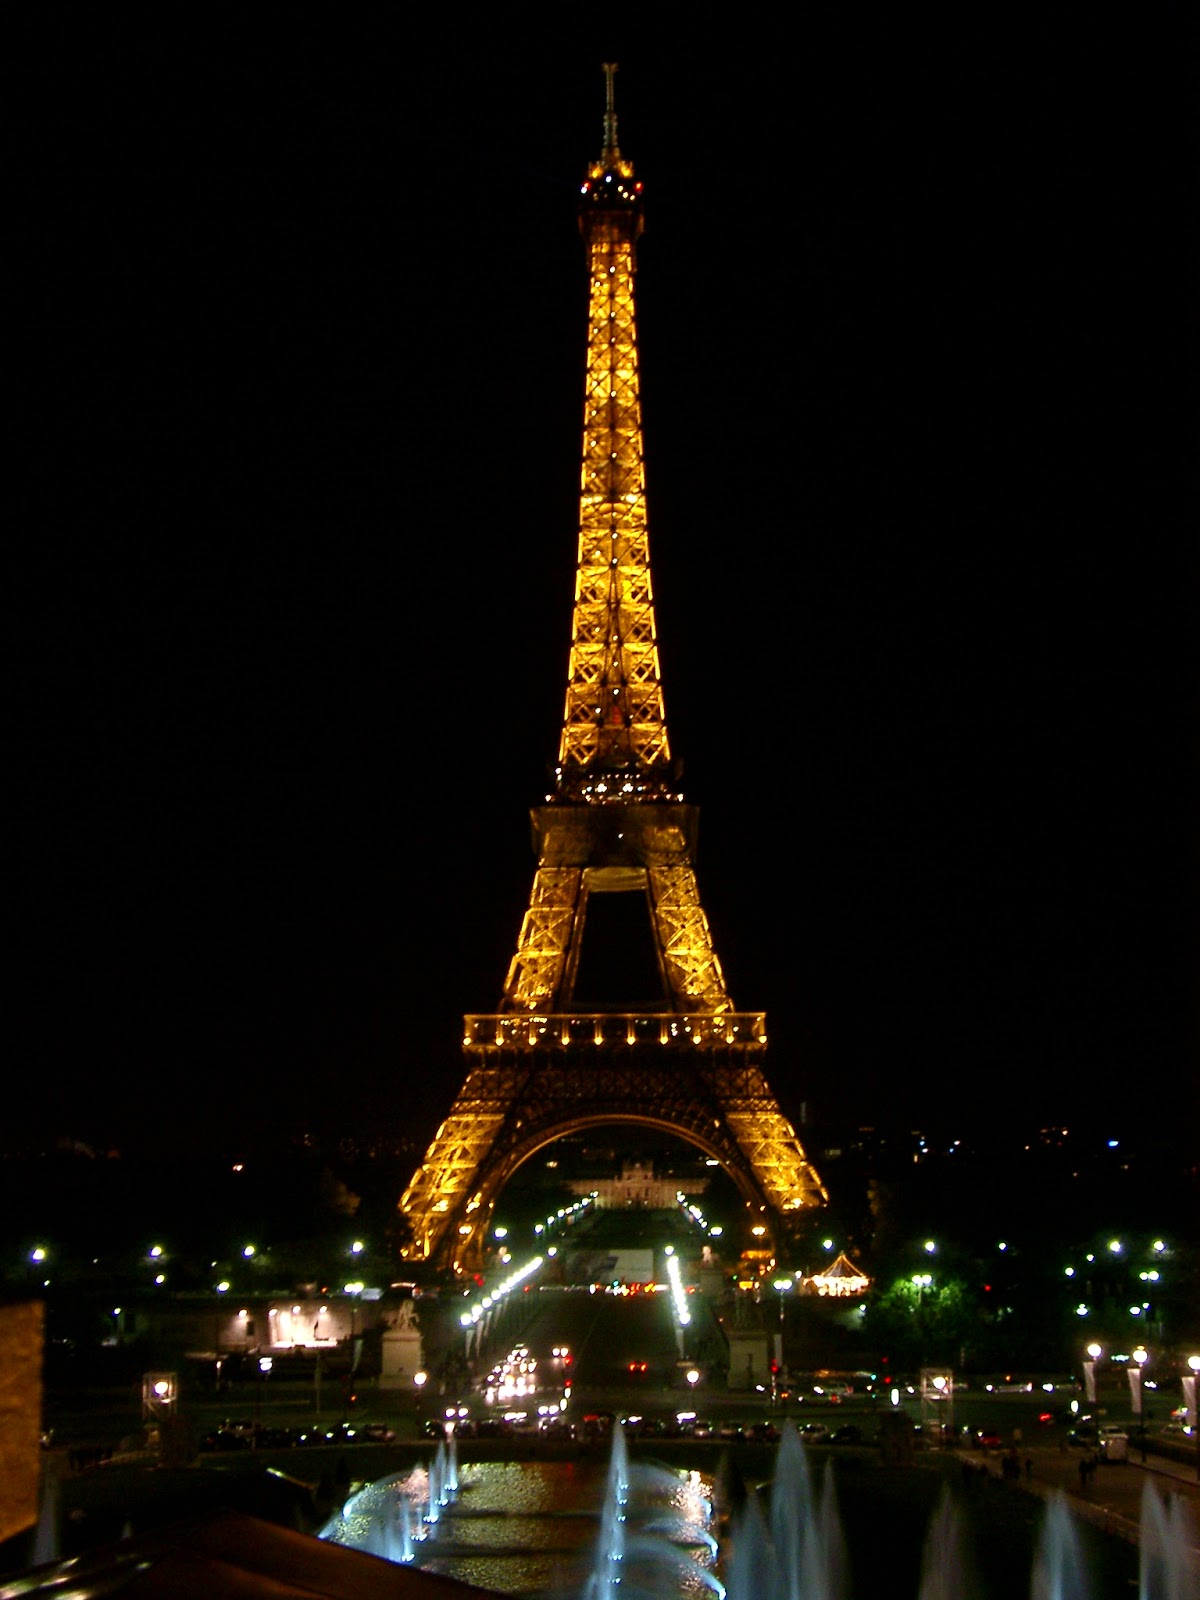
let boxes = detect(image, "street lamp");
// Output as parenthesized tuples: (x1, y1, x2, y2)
(773, 1277, 793, 1325)
(1132, 1346, 1149, 1458)
(772, 1278, 793, 1403)
(911, 1275, 932, 1363)
(1084, 1342, 1102, 1405)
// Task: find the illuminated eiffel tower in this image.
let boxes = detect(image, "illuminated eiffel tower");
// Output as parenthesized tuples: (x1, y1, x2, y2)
(399, 66, 826, 1276)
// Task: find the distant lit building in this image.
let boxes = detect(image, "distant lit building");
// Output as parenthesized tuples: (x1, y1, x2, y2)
(569, 1161, 707, 1210)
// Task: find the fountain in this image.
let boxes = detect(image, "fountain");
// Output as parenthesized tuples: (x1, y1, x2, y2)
(916, 1485, 975, 1600)
(318, 1419, 1197, 1599)
(425, 1437, 455, 1523)
(718, 1422, 1196, 1600)
(583, 1421, 723, 1598)
(1140, 1477, 1199, 1600)
(1029, 1490, 1091, 1600)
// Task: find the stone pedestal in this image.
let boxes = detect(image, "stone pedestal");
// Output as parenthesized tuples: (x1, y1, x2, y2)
(726, 1331, 769, 1390)
(379, 1314, 423, 1392)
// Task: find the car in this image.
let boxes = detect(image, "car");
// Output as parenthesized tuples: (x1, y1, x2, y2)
(1067, 1422, 1098, 1449)
(811, 1381, 852, 1402)
(360, 1422, 397, 1443)
(976, 1428, 1002, 1450)
(619, 1414, 662, 1437)
(538, 1416, 576, 1439)
(797, 1423, 830, 1444)
(742, 1421, 780, 1442)
(200, 1428, 252, 1451)
(1096, 1426, 1129, 1463)
(828, 1424, 865, 1445)
(255, 1426, 298, 1448)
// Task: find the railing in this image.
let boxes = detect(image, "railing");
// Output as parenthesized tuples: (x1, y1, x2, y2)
(463, 1013, 767, 1050)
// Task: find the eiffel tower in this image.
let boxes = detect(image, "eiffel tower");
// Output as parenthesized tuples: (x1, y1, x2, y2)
(399, 66, 826, 1276)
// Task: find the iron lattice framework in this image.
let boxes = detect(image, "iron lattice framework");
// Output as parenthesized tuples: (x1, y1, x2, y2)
(400, 66, 826, 1274)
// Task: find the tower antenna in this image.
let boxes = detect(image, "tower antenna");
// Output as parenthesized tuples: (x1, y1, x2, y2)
(601, 61, 620, 163)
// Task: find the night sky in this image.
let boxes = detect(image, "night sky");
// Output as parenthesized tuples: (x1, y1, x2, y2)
(12, 18, 1197, 1163)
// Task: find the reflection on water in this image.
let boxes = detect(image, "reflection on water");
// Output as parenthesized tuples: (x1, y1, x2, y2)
(319, 1421, 1193, 1599)
(319, 1451, 723, 1597)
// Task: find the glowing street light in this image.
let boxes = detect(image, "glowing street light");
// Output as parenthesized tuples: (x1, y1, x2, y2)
(773, 1277, 793, 1324)
(1083, 1342, 1102, 1404)
(1184, 1356, 1199, 1440)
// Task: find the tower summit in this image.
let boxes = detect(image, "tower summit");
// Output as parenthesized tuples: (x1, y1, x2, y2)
(560, 60, 666, 795)
(399, 68, 826, 1274)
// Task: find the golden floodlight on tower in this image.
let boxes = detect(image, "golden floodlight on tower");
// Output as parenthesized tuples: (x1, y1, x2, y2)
(398, 64, 826, 1275)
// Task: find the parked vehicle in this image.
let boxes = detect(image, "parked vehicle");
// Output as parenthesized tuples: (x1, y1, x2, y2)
(538, 1416, 576, 1439)
(1097, 1426, 1128, 1463)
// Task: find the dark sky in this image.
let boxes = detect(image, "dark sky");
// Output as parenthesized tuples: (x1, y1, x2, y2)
(12, 17, 1198, 1162)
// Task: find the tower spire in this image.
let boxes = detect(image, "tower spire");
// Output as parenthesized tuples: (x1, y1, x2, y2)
(601, 60, 620, 164)
(561, 64, 663, 799)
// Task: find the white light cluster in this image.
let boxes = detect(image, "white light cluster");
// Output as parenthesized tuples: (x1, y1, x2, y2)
(665, 1251, 691, 1328)
(460, 1255, 544, 1328)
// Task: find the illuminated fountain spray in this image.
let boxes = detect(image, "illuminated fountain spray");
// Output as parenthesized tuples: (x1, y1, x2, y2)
(335, 1474, 423, 1564)
(721, 1423, 1198, 1600)
(1139, 1478, 1199, 1600)
(1029, 1490, 1090, 1600)
(725, 1422, 844, 1600)
(378, 1493, 417, 1565)
(585, 1419, 629, 1596)
(425, 1439, 452, 1524)
(320, 1417, 1196, 1597)
(586, 1422, 725, 1599)
(917, 1485, 972, 1600)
